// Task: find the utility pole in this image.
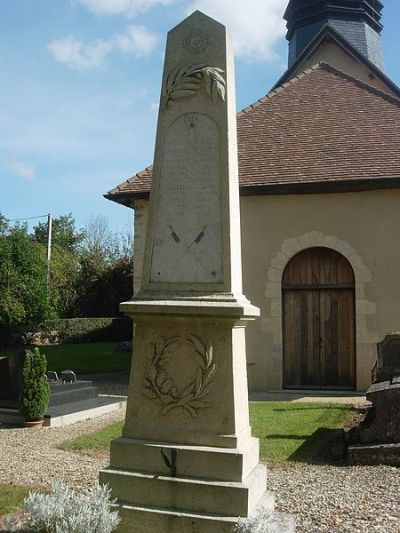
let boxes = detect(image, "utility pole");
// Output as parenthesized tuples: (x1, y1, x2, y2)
(46, 213, 52, 291)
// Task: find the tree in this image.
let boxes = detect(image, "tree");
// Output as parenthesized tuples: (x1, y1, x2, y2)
(19, 347, 50, 422)
(73, 215, 134, 317)
(33, 214, 84, 318)
(33, 213, 84, 252)
(0, 212, 134, 326)
(0, 224, 51, 328)
(0, 213, 8, 234)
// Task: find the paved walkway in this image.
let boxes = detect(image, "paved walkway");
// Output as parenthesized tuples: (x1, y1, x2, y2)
(249, 391, 368, 405)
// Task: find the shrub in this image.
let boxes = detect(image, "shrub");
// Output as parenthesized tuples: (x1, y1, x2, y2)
(19, 348, 50, 421)
(22, 482, 120, 533)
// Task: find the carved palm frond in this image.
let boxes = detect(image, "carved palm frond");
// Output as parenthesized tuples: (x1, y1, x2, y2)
(164, 64, 226, 107)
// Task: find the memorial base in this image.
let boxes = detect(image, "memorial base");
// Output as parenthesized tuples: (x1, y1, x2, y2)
(100, 439, 293, 532)
(100, 299, 295, 531)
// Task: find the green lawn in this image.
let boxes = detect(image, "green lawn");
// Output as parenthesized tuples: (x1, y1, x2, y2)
(59, 402, 353, 463)
(60, 420, 124, 453)
(0, 484, 31, 517)
(251, 402, 352, 462)
(0, 342, 131, 374)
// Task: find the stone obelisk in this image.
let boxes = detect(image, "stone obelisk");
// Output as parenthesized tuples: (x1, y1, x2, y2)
(100, 11, 294, 532)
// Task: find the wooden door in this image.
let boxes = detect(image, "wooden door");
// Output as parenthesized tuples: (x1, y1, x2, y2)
(282, 247, 355, 390)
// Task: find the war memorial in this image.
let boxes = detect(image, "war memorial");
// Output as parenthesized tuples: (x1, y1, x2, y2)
(100, 10, 294, 533)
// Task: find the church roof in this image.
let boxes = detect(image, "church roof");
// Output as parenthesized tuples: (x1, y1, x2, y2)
(105, 62, 400, 206)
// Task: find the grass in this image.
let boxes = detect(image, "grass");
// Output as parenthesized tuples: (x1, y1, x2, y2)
(60, 420, 124, 454)
(59, 401, 353, 463)
(250, 402, 352, 462)
(0, 342, 131, 374)
(0, 484, 31, 517)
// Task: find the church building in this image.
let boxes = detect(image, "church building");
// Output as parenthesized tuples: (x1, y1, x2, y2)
(106, 0, 400, 392)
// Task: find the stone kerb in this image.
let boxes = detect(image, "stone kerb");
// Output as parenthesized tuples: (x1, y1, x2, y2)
(263, 231, 379, 391)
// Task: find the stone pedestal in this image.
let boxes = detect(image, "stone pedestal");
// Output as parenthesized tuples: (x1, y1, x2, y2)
(100, 302, 293, 531)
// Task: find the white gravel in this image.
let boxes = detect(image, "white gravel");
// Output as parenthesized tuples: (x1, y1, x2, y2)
(268, 462, 400, 532)
(0, 404, 399, 532)
(0, 409, 125, 491)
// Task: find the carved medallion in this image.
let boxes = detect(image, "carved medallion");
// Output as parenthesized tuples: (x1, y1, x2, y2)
(143, 336, 216, 417)
(183, 29, 209, 55)
(163, 64, 225, 108)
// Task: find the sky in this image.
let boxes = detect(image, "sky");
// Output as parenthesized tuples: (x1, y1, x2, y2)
(1, 0, 399, 234)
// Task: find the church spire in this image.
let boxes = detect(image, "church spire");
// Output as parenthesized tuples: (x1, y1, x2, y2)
(284, 0, 384, 71)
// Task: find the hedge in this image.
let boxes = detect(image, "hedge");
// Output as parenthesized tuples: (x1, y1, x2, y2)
(1, 318, 133, 346)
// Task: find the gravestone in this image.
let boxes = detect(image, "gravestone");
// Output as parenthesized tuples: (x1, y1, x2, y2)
(346, 333, 400, 465)
(100, 11, 294, 532)
(372, 332, 400, 383)
(0, 352, 27, 405)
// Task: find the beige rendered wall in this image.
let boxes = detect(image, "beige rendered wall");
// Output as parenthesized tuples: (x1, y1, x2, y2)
(241, 189, 400, 392)
(132, 199, 149, 295)
(293, 40, 398, 97)
(134, 189, 400, 392)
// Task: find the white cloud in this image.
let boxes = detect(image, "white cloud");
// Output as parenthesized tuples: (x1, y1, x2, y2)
(52, 1, 287, 70)
(114, 25, 159, 56)
(48, 37, 112, 70)
(7, 159, 37, 181)
(76, 0, 287, 63)
(187, 0, 287, 61)
(76, 0, 175, 17)
(48, 26, 158, 69)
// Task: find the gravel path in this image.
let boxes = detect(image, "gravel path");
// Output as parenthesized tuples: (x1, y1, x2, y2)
(0, 409, 125, 491)
(0, 386, 399, 532)
(268, 463, 400, 532)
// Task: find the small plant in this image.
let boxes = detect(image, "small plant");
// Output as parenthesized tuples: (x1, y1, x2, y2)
(22, 482, 120, 533)
(19, 347, 50, 422)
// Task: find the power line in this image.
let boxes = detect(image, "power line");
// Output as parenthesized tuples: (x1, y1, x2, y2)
(7, 214, 48, 222)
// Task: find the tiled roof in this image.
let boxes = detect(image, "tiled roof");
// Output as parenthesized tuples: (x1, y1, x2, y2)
(105, 62, 400, 204)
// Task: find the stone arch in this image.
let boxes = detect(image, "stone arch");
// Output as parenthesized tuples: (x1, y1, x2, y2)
(262, 231, 379, 390)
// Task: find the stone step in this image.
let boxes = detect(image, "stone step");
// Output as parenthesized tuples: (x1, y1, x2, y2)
(109, 436, 260, 482)
(347, 442, 400, 466)
(112, 492, 287, 533)
(100, 464, 267, 517)
(114, 503, 243, 533)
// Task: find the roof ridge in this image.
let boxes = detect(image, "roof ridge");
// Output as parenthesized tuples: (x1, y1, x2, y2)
(237, 63, 323, 116)
(317, 62, 400, 107)
(237, 61, 400, 118)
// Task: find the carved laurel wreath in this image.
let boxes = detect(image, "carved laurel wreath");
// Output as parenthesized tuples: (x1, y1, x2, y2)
(143, 335, 216, 417)
(163, 64, 226, 108)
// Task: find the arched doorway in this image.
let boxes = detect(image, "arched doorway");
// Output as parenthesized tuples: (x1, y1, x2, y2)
(282, 247, 356, 390)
